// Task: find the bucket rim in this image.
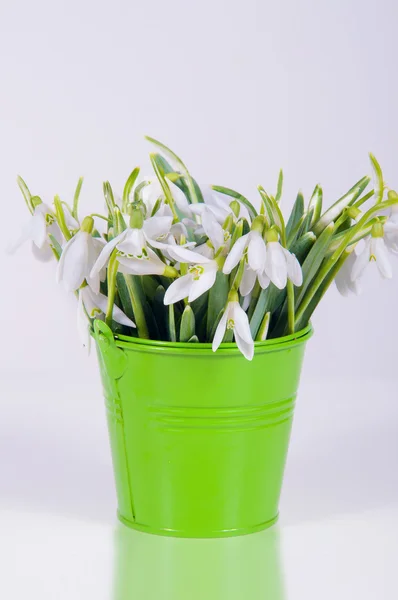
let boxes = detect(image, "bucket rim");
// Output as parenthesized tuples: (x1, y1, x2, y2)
(103, 323, 313, 355)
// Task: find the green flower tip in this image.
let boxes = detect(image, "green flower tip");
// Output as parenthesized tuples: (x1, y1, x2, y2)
(251, 215, 266, 233)
(228, 289, 239, 303)
(371, 222, 384, 238)
(81, 216, 94, 234)
(387, 190, 398, 203)
(31, 196, 42, 209)
(229, 200, 240, 218)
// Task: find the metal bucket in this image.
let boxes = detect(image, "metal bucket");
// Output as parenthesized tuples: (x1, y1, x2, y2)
(94, 320, 312, 538)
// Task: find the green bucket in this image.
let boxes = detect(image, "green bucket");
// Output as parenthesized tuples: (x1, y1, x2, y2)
(94, 320, 312, 538)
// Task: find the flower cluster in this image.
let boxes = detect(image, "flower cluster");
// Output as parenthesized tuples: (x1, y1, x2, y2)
(9, 138, 398, 359)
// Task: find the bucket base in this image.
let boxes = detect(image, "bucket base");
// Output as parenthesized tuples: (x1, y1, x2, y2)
(117, 511, 279, 539)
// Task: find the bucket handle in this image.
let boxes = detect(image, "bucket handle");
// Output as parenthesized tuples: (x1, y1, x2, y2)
(93, 320, 128, 380)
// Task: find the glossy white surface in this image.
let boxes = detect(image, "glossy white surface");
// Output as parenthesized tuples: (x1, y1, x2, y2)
(1, 375, 397, 598)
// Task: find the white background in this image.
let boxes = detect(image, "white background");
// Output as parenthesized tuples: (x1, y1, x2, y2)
(0, 1, 397, 598)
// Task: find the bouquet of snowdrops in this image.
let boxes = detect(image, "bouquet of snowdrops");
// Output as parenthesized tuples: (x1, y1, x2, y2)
(9, 137, 398, 360)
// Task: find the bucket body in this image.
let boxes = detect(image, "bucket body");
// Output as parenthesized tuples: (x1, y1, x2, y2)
(94, 321, 312, 538)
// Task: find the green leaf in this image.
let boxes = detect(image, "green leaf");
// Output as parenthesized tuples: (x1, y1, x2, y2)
(369, 153, 384, 203)
(180, 305, 196, 342)
(256, 312, 271, 341)
(142, 275, 161, 301)
(188, 335, 199, 343)
(312, 175, 370, 236)
(103, 181, 116, 218)
(206, 272, 229, 339)
(308, 185, 322, 226)
(289, 231, 317, 262)
(146, 136, 202, 205)
(167, 304, 176, 342)
(297, 209, 314, 239)
(295, 222, 335, 308)
(152, 285, 168, 340)
(250, 287, 270, 339)
(115, 273, 138, 332)
(275, 170, 283, 203)
(295, 249, 352, 331)
(153, 153, 205, 204)
(211, 186, 258, 221)
(116, 273, 150, 339)
(17, 175, 33, 213)
(122, 167, 140, 210)
(327, 217, 381, 254)
(286, 191, 304, 242)
(48, 234, 62, 260)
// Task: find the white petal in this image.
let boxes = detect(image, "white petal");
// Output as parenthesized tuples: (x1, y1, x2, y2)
(283, 248, 303, 286)
(201, 209, 225, 251)
(351, 238, 371, 281)
(247, 232, 266, 272)
(117, 228, 146, 256)
(264, 242, 287, 289)
(188, 267, 217, 302)
(166, 244, 212, 264)
(111, 304, 136, 327)
(90, 231, 126, 278)
(57, 232, 89, 292)
(30, 211, 48, 248)
(223, 234, 249, 274)
(242, 293, 252, 312)
(240, 265, 257, 296)
(31, 240, 54, 262)
(373, 237, 393, 279)
(143, 216, 173, 240)
(195, 242, 215, 259)
(169, 181, 193, 217)
(234, 331, 254, 361)
(258, 269, 270, 289)
(212, 309, 229, 352)
(118, 249, 166, 276)
(164, 274, 193, 305)
(231, 302, 253, 344)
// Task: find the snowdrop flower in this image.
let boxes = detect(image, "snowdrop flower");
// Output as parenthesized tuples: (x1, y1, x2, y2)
(7, 201, 63, 262)
(201, 207, 232, 253)
(91, 212, 174, 278)
(351, 224, 393, 281)
(223, 217, 267, 275)
(335, 251, 362, 297)
(212, 291, 254, 360)
(56, 217, 105, 293)
(78, 286, 135, 350)
(263, 238, 303, 290)
(164, 259, 219, 304)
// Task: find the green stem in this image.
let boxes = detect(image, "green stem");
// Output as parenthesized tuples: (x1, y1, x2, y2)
(72, 177, 84, 220)
(54, 195, 72, 241)
(124, 275, 150, 338)
(295, 197, 398, 325)
(91, 213, 111, 223)
(105, 251, 118, 326)
(17, 176, 34, 214)
(354, 189, 374, 209)
(270, 195, 295, 334)
(287, 281, 295, 334)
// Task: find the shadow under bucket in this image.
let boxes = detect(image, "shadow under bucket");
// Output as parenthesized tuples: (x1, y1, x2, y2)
(94, 320, 312, 538)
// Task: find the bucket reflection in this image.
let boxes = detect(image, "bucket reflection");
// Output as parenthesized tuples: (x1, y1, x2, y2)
(113, 525, 286, 600)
